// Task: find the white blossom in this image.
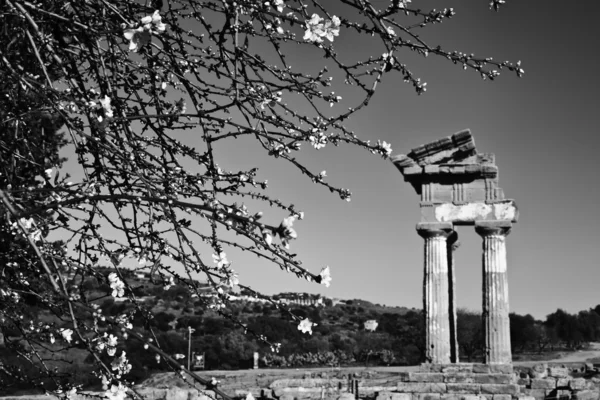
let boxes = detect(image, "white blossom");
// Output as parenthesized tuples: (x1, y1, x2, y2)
(297, 318, 316, 335)
(319, 266, 332, 288)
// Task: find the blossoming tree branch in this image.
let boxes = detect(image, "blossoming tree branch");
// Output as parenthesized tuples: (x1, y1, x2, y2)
(0, 0, 521, 398)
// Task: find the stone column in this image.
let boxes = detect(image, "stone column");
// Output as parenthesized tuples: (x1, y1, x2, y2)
(447, 232, 460, 363)
(475, 220, 512, 364)
(417, 222, 454, 364)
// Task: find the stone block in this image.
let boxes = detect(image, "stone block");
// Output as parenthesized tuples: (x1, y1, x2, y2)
(488, 365, 514, 375)
(415, 394, 441, 400)
(550, 368, 570, 379)
(460, 395, 486, 400)
(572, 391, 599, 400)
(492, 395, 512, 400)
(472, 365, 492, 374)
(235, 389, 262, 399)
(521, 389, 547, 400)
(442, 365, 474, 374)
(517, 378, 531, 387)
(516, 396, 536, 400)
(530, 365, 549, 379)
(446, 384, 481, 394)
(473, 375, 514, 385)
(390, 394, 413, 400)
(397, 383, 447, 393)
(137, 388, 168, 400)
(570, 379, 587, 390)
(445, 374, 475, 384)
(480, 384, 519, 395)
(337, 394, 356, 400)
(279, 395, 295, 400)
(557, 379, 570, 388)
(409, 373, 445, 383)
(399, 372, 411, 382)
(440, 394, 462, 400)
(261, 389, 274, 399)
(166, 388, 189, 400)
(421, 364, 444, 373)
(531, 379, 557, 390)
(190, 390, 215, 400)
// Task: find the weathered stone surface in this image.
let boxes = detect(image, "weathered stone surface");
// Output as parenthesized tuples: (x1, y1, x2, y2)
(488, 365, 514, 375)
(445, 384, 481, 394)
(234, 389, 262, 399)
(189, 390, 215, 400)
(279, 395, 295, 400)
(479, 384, 519, 395)
(492, 395, 511, 400)
(336, 393, 356, 400)
(417, 222, 454, 364)
(572, 390, 599, 400)
(166, 388, 190, 400)
(390, 394, 413, 400)
(520, 389, 547, 400)
(557, 379, 570, 388)
(409, 373, 445, 383)
(442, 365, 474, 374)
(270, 379, 344, 389)
(273, 387, 326, 399)
(472, 375, 514, 385)
(570, 379, 588, 390)
(515, 396, 536, 400)
(531, 378, 557, 390)
(517, 378, 531, 386)
(430, 201, 518, 224)
(530, 365, 548, 379)
(137, 388, 168, 400)
(444, 374, 475, 384)
(472, 365, 493, 374)
(550, 368, 570, 378)
(440, 394, 462, 400)
(415, 394, 441, 400)
(397, 383, 447, 393)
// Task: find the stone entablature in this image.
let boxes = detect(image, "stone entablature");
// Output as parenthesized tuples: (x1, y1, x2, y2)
(392, 130, 518, 366)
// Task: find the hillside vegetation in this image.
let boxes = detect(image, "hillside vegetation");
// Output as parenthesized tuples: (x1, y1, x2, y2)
(2, 268, 600, 394)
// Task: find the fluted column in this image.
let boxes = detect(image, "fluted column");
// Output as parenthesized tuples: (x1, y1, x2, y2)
(476, 220, 512, 364)
(447, 232, 460, 363)
(417, 222, 454, 364)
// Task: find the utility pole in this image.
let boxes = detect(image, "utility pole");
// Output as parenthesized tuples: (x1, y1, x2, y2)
(188, 326, 195, 371)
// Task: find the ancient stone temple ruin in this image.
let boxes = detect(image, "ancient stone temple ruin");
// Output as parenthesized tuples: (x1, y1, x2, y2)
(392, 129, 518, 366)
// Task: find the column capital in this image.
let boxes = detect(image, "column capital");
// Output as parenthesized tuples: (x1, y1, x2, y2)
(416, 222, 454, 239)
(475, 220, 512, 237)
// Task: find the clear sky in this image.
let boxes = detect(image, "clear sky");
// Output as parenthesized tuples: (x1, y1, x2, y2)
(209, 0, 600, 321)
(59, 1, 600, 321)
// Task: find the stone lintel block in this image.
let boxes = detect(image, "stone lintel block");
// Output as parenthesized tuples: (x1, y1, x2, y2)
(521, 389, 547, 400)
(572, 390, 599, 400)
(409, 373, 446, 383)
(446, 384, 481, 394)
(442, 364, 475, 374)
(445, 374, 475, 384)
(549, 368, 570, 378)
(530, 378, 557, 390)
(516, 396, 537, 400)
(557, 379, 570, 388)
(473, 375, 515, 385)
(465, 164, 481, 174)
(425, 165, 440, 174)
(570, 379, 587, 390)
(415, 394, 441, 400)
(397, 383, 447, 393)
(492, 395, 512, 400)
(429, 201, 518, 224)
(403, 165, 424, 176)
(480, 384, 519, 395)
(481, 165, 498, 177)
